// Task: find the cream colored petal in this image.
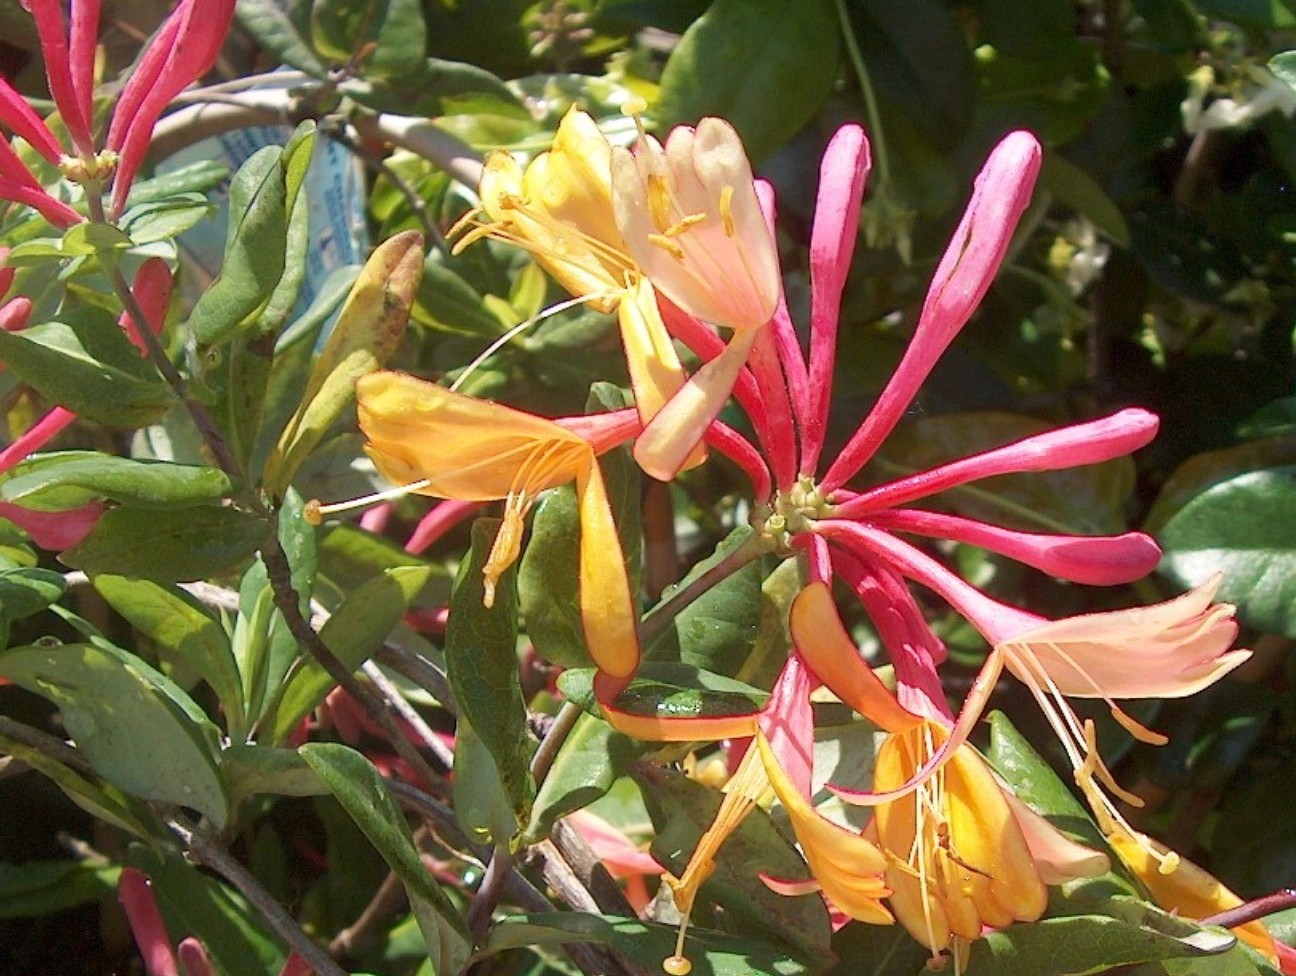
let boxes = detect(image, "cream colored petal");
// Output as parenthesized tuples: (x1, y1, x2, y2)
(633, 328, 758, 481)
(617, 277, 689, 425)
(1002, 792, 1110, 885)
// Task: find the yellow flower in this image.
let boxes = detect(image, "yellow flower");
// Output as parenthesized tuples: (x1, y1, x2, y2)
(1106, 830, 1283, 967)
(354, 370, 640, 679)
(451, 108, 692, 440)
(872, 721, 1053, 965)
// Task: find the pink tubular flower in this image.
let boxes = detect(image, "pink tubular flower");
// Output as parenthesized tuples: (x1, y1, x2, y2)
(1, 0, 235, 223)
(615, 122, 1245, 858)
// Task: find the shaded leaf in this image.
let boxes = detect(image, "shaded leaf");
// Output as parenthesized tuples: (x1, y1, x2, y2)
(266, 563, 432, 743)
(0, 310, 171, 428)
(1158, 467, 1296, 638)
(1, 453, 231, 511)
(656, 0, 840, 162)
(447, 519, 535, 819)
(63, 506, 267, 584)
(300, 742, 472, 975)
(483, 913, 823, 976)
(0, 642, 227, 825)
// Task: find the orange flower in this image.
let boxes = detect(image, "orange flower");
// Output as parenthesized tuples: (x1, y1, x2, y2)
(354, 370, 640, 679)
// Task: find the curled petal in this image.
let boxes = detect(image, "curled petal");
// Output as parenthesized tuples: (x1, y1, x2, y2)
(0, 296, 32, 332)
(575, 461, 640, 679)
(757, 654, 814, 798)
(757, 732, 894, 925)
(790, 581, 919, 734)
(1001, 792, 1110, 885)
(633, 328, 758, 481)
(999, 575, 1250, 700)
(618, 277, 691, 435)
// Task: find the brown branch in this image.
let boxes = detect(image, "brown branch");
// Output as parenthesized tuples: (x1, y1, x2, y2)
(261, 535, 447, 793)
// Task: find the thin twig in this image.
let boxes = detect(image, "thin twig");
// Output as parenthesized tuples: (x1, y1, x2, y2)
(466, 845, 516, 939)
(0, 715, 93, 773)
(375, 644, 457, 717)
(530, 700, 582, 785)
(169, 818, 347, 976)
(1201, 887, 1296, 930)
(361, 659, 455, 769)
(328, 869, 407, 958)
(261, 536, 446, 793)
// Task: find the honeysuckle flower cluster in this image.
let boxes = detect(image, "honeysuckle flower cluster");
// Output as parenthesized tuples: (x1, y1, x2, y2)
(0, 0, 234, 224)
(347, 109, 1267, 971)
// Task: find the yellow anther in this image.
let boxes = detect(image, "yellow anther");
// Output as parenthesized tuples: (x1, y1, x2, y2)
(664, 213, 707, 237)
(648, 233, 685, 260)
(623, 96, 648, 117)
(647, 173, 674, 233)
(719, 185, 735, 236)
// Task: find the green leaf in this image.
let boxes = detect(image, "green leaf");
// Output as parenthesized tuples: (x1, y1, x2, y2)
(310, 0, 426, 77)
(188, 145, 289, 347)
(525, 712, 645, 842)
(645, 525, 762, 677)
(414, 258, 508, 337)
(1144, 438, 1296, 534)
(446, 518, 535, 820)
(656, 0, 840, 162)
(1040, 153, 1131, 248)
(63, 506, 267, 584)
(338, 58, 525, 117)
(266, 563, 432, 743)
(1, 453, 232, 511)
(484, 913, 823, 976)
(0, 860, 121, 919)
(0, 642, 227, 825)
(1159, 467, 1296, 638)
(974, 0, 1076, 58)
(221, 743, 328, 806)
(881, 413, 1136, 534)
(0, 309, 171, 428)
(127, 844, 286, 976)
(263, 229, 424, 497)
(234, 0, 327, 75)
(0, 565, 64, 621)
(120, 194, 216, 245)
(823, 921, 930, 976)
(299, 742, 471, 975)
(452, 715, 521, 845)
(558, 662, 768, 723)
(846, 0, 977, 149)
(637, 767, 832, 961)
(1272, 51, 1296, 95)
(0, 733, 155, 839)
(123, 159, 230, 207)
(92, 574, 243, 729)
(1237, 396, 1296, 439)
(965, 905, 1236, 975)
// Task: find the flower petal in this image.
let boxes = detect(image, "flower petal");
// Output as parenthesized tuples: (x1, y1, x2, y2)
(575, 460, 640, 679)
